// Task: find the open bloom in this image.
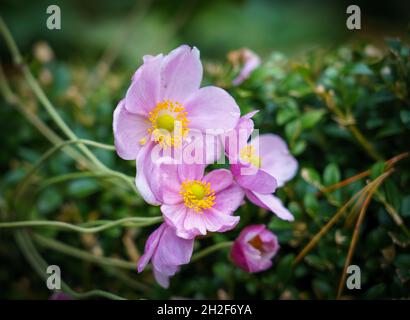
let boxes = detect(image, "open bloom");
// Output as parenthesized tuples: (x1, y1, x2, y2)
(226, 112, 298, 221)
(137, 223, 194, 288)
(158, 163, 244, 239)
(230, 224, 279, 273)
(113, 45, 241, 204)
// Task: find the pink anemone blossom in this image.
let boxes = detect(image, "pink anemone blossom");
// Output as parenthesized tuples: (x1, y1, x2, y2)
(230, 224, 279, 273)
(226, 112, 298, 221)
(113, 45, 241, 205)
(137, 223, 194, 288)
(157, 163, 244, 240)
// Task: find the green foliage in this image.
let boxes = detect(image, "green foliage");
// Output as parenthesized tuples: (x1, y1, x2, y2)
(1, 37, 410, 300)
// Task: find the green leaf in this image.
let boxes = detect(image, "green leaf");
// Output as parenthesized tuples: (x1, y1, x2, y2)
(291, 140, 306, 156)
(304, 193, 320, 218)
(370, 161, 386, 180)
(323, 163, 341, 186)
(300, 110, 326, 129)
(67, 179, 100, 198)
(301, 168, 323, 189)
(37, 189, 63, 215)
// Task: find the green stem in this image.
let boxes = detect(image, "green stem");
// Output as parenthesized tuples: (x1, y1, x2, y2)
(32, 233, 137, 271)
(0, 216, 161, 233)
(191, 241, 233, 262)
(15, 231, 126, 300)
(0, 17, 105, 170)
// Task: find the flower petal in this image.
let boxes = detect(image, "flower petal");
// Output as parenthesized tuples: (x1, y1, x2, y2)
(137, 223, 166, 272)
(152, 224, 194, 274)
(202, 208, 240, 233)
(246, 191, 294, 221)
(214, 183, 245, 213)
(251, 134, 298, 187)
(125, 54, 163, 116)
(231, 164, 277, 194)
(135, 142, 161, 205)
(177, 163, 205, 182)
(161, 203, 193, 239)
(160, 45, 203, 102)
(183, 211, 207, 237)
(184, 86, 240, 133)
(113, 100, 149, 160)
(203, 169, 233, 193)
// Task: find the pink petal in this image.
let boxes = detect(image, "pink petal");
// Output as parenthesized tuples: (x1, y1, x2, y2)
(184, 86, 240, 133)
(159, 164, 182, 205)
(214, 183, 245, 213)
(202, 208, 240, 233)
(113, 100, 149, 160)
(177, 163, 205, 182)
(137, 223, 166, 272)
(183, 212, 207, 237)
(161, 204, 193, 239)
(160, 45, 203, 102)
(203, 169, 233, 193)
(152, 225, 194, 274)
(250, 134, 298, 187)
(153, 268, 171, 288)
(246, 191, 294, 221)
(125, 54, 163, 116)
(231, 164, 277, 194)
(135, 142, 161, 205)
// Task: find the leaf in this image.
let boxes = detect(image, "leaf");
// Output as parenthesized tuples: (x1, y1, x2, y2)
(300, 110, 326, 129)
(37, 189, 63, 215)
(323, 163, 341, 186)
(301, 168, 323, 189)
(304, 193, 320, 219)
(291, 140, 306, 156)
(67, 179, 100, 198)
(370, 161, 385, 180)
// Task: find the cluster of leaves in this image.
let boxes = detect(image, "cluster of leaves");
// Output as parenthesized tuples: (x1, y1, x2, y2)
(1, 38, 410, 299)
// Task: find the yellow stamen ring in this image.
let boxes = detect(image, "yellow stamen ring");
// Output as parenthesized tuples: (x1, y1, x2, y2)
(147, 100, 189, 148)
(180, 180, 216, 213)
(240, 145, 262, 168)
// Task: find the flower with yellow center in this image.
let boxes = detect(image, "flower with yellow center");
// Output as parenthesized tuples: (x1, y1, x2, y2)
(142, 100, 189, 149)
(240, 145, 262, 168)
(179, 180, 216, 213)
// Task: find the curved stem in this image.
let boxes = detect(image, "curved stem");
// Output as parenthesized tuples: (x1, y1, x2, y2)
(0, 216, 162, 233)
(191, 241, 233, 263)
(15, 231, 126, 300)
(0, 17, 105, 170)
(32, 233, 137, 271)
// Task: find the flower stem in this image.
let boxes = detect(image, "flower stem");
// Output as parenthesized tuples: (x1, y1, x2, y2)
(0, 216, 161, 233)
(32, 233, 137, 271)
(191, 241, 233, 263)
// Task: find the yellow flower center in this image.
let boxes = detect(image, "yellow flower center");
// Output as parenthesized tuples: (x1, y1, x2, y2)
(156, 114, 175, 132)
(240, 145, 262, 168)
(146, 100, 189, 149)
(180, 180, 216, 213)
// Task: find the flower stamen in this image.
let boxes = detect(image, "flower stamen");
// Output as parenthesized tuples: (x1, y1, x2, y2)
(147, 100, 189, 148)
(180, 180, 216, 213)
(240, 145, 262, 168)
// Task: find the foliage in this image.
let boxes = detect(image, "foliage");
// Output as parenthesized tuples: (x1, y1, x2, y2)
(1, 20, 410, 299)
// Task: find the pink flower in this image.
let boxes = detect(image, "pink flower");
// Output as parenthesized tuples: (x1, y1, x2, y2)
(230, 224, 279, 273)
(137, 223, 194, 288)
(113, 45, 241, 204)
(226, 112, 298, 221)
(158, 163, 244, 239)
(229, 48, 261, 86)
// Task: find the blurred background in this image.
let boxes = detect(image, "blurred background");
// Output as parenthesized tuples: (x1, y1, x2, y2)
(1, 0, 410, 300)
(1, 0, 410, 63)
